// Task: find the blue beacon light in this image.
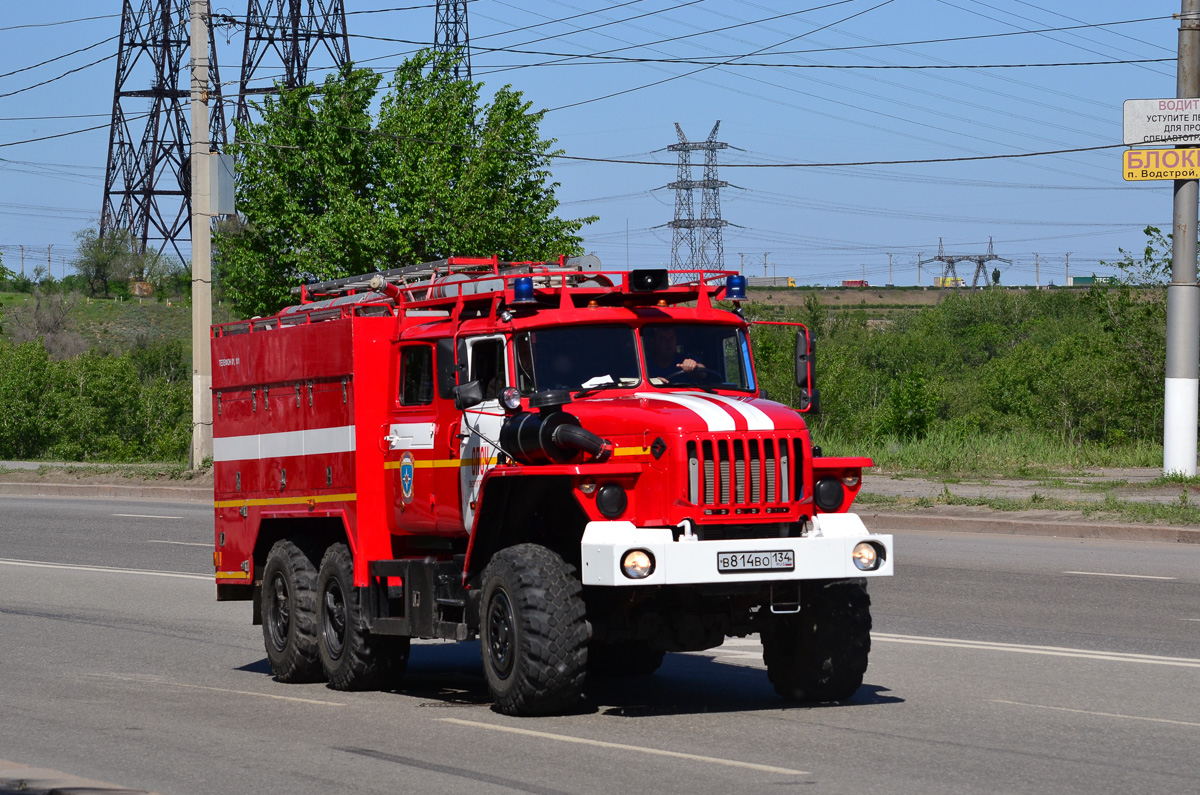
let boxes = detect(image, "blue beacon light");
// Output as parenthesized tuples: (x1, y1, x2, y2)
(511, 276, 538, 306)
(725, 274, 747, 300)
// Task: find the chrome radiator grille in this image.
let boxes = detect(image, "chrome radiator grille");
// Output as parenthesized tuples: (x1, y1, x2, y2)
(686, 436, 804, 514)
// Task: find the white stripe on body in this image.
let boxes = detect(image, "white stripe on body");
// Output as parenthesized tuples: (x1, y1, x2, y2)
(633, 392, 735, 432)
(213, 424, 356, 462)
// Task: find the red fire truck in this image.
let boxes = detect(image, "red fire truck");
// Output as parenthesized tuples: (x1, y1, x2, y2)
(211, 257, 892, 715)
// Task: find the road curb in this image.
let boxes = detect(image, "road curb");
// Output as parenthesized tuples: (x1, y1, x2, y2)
(0, 482, 209, 503)
(862, 511, 1200, 544)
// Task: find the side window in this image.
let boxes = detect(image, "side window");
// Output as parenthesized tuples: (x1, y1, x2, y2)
(399, 345, 434, 406)
(469, 338, 507, 401)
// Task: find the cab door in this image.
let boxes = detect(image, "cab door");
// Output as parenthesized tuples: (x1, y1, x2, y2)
(458, 335, 508, 533)
(385, 343, 438, 533)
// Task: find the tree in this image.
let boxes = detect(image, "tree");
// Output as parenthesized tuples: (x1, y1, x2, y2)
(217, 51, 595, 317)
(72, 227, 136, 297)
(991, 267, 1000, 286)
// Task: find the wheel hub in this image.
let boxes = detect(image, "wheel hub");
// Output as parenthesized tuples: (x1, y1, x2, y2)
(267, 572, 290, 652)
(323, 579, 347, 660)
(487, 590, 516, 680)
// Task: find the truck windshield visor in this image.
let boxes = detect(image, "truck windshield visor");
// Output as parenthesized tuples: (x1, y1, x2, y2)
(640, 324, 754, 391)
(514, 325, 641, 394)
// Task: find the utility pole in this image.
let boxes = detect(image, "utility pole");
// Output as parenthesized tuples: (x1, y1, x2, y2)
(19, 245, 23, 277)
(1165, 0, 1200, 475)
(763, 252, 769, 277)
(1035, 253, 1039, 288)
(190, 0, 213, 469)
(917, 251, 922, 286)
(1065, 252, 1070, 285)
(47, 245, 52, 280)
(888, 253, 893, 285)
(739, 252, 744, 274)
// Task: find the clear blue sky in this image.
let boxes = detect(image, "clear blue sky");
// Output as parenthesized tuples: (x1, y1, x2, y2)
(0, 1, 1183, 286)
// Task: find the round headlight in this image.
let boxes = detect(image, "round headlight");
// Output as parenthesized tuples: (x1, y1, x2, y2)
(500, 386, 522, 411)
(596, 484, 627, 518)
(852, 541, 881, 571)
(814, 477, 844, 512)
(621, 549, 655, 579)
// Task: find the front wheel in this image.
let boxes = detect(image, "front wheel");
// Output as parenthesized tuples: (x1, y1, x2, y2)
(318, 543, 409, 691)
(761, 579, 872, 703)
(479, 544, 589, 716)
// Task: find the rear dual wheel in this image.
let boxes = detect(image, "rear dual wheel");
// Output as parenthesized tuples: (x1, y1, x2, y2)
(261, 540, 323, 683)
(318, 543, 409, 691)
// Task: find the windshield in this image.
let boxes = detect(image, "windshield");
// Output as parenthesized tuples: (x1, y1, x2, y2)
(640, 323, 755, 391)
(515, 325, 641, 394)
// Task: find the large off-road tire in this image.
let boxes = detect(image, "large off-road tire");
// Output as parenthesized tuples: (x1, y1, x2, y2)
(588, 641, 665, 678)
(261, 540, 323, 683)
(317, 543, 409, 691)
(479, 544, 590, 716)
(761, 579, 872, 703)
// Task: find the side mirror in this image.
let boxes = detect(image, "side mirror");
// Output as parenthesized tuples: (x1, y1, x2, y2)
(795, 328, 818, 413)
(453, 380, 484, 410)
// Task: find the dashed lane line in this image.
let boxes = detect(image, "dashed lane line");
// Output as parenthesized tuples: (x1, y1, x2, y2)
(726, 634, 1200, 669)
(874, 633, 1200, 668)
(0, 557, 208, 580)
(112, 513, 182, 519)
(147, 540, 209, 547)
(1063, 571, 1177, 580)
(440, 718, 809, 776)
(991, 700, 1200, 728)
(88, 674, 344, 706)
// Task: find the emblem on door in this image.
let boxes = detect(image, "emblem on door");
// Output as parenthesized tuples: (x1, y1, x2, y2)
(399, 451, 415, 504)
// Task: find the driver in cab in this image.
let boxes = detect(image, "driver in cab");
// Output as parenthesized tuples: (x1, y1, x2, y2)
(643, 325, 703, 384)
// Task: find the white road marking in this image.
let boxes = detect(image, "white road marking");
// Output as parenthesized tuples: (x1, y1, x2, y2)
(147, 540, 210, 547)
(112, 513, 182, 519)
(0, 558, 208, 581)
(1182, 618, 1200, 622)
(440, 718, 808, 776)
(89, 674, 343, 706)
(875, 633, 1200, 668)
(1063, 571, 1176, 580)
(991, 700, 1200, 728)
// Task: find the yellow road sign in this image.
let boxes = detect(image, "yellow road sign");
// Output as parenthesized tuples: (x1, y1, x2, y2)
(1123, 148, 1200, 180)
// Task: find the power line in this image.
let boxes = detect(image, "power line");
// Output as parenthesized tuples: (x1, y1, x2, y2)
(0, 52, 118, 100)
(0, 118, 145, 149)
(473, 0, 647, 41)
(0, 34, 121, 80)
(545, 0, 899, 113)
(0, 14, 120, 32)
(475, 10, 1173, 78)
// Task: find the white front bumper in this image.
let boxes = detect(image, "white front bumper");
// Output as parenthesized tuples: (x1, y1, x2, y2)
(580, 513, 893, 586)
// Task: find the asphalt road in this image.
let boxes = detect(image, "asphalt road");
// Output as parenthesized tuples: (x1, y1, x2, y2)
(1, 496, 1198, 794)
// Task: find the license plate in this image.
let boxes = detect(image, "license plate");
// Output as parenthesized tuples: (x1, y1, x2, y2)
(717, 550, 795, 573)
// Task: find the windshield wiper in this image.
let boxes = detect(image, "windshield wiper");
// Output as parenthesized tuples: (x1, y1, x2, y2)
(574, 381, 627, 399)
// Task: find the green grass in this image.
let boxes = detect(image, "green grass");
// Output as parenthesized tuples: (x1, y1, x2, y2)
(0, 462, 206, 481)
(1, 290, 239, 354)
(855, 488, 1200, 525)
(816, 427, 1162, 478)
